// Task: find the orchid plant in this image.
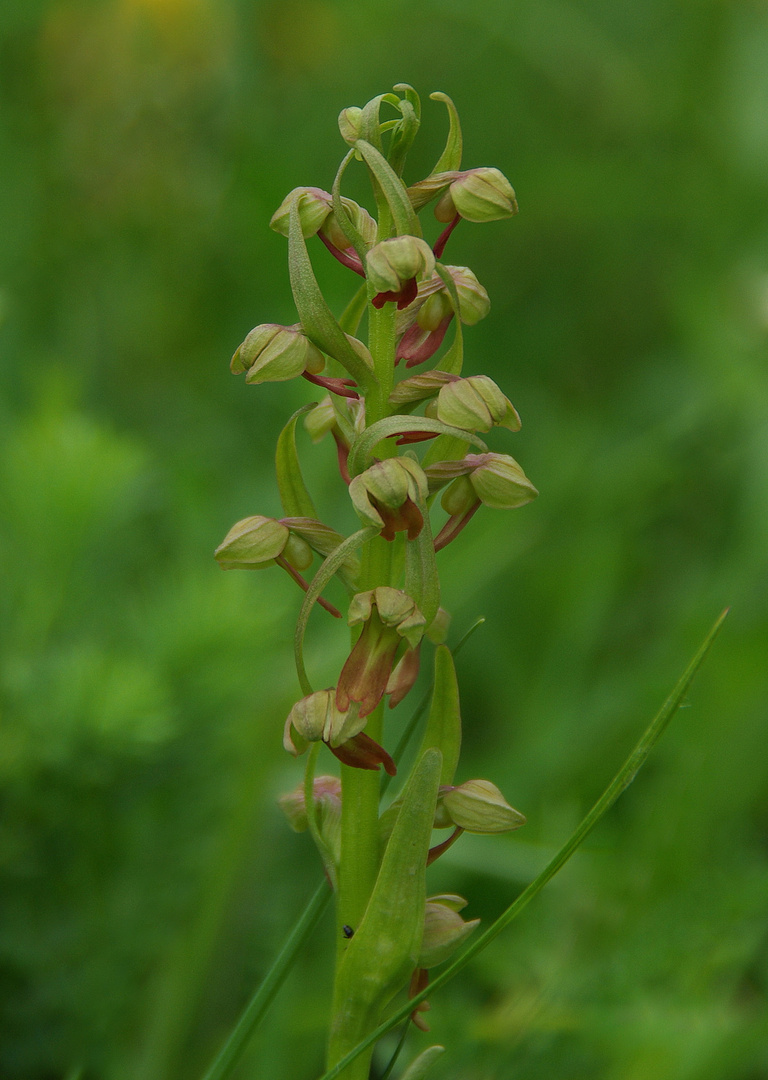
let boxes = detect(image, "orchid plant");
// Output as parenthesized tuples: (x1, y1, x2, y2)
(205, 87, 725, 1080)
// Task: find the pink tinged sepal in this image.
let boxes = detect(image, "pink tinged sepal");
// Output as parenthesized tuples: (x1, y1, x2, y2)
(396, 314, 453, 367)
(385, 644, 421, 708)
(330, 731, 397, 776)
(336, 588, 427, 718)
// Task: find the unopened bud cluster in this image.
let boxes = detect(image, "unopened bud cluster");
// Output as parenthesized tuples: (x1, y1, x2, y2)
(217, 86, 537, 1068)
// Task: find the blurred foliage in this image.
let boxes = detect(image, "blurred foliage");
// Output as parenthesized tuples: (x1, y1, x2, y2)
(1, 1, 767, 1078)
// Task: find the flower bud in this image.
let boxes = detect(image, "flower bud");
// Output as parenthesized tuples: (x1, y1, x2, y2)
(278, 774, 341, 832)
(322, 198, 377, 251)
(366, 236, 436, 296)
(231, 324, 325, 385)
(442, 779, 526, 833)
(466, 453, 538, 509)
(270, 187, 332, 239)
(440, 475, 477, 517)
(282, 531, 313, 571)
(338, 587, 426, 717)
(417, 290, 454, 332)
(349, 456, 428, 541)
(214, 515, 289, 570)
(304, 396, 337, 443)
(436, 375, 521, 433)
(338, 106, 363, 145)
(446, 266, 491, 325)
(283, 689, 365, 753)
(439, 167, 518, 223)
(418, 898, 480, 969)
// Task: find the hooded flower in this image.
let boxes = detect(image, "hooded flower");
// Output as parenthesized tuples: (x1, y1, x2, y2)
(231, 324, 326, 385)
(366, 236, 436, 310)
(336, 587, 426, 718)
(349, 456, 428, 540)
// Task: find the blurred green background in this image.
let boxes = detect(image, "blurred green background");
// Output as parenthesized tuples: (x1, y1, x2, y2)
(1, 1, 767, 1078)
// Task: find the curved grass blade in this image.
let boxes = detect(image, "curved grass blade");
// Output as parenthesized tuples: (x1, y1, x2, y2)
(200, 879, 331, 1080)
(314, 608, 729, 1080)
(276, 403, 319, 519)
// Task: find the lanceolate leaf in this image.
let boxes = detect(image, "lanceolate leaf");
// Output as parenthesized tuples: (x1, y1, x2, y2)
(355, 140, 422, 238)
(347, 417, 488, 478)
(433, 263, 464, 375)
(288, 200, 376, 390)
(326, 749, 443, 1071)
(417, 645, 462, 787)
(276, 404, 319, 519)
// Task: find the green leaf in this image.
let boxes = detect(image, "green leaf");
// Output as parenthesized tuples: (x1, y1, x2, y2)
(315, 609, 729, 1080)
(433, 263, 464, 375)
(430, 92, 463, 174)
(288, 200, 376, 390)
(355, 140, 422, 238)
(294, 528, 379, 696)
(326, 748, 443, 1070)
(347, 418, 488, 479)
(275, 404, 319, 519)
(417, 645, 461, 787)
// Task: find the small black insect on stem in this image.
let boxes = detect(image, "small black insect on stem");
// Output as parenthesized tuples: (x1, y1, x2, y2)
(342, 924, 355, 939)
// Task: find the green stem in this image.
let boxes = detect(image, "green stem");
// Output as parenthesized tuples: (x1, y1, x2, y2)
(366, 299, 396, 424)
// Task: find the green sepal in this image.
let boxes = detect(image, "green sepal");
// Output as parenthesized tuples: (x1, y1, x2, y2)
(417, 645, 462, 787)
(288, 200, 376, 391)
(327, 748, 443, 1065)
(433, 263, 464, 375)
(275, 404, 319, 519)
(398, 1046, 445, 1080)
(355, 140, 422, 239)
(430, 92, 463, 175)
(347, 418, 488, 479)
